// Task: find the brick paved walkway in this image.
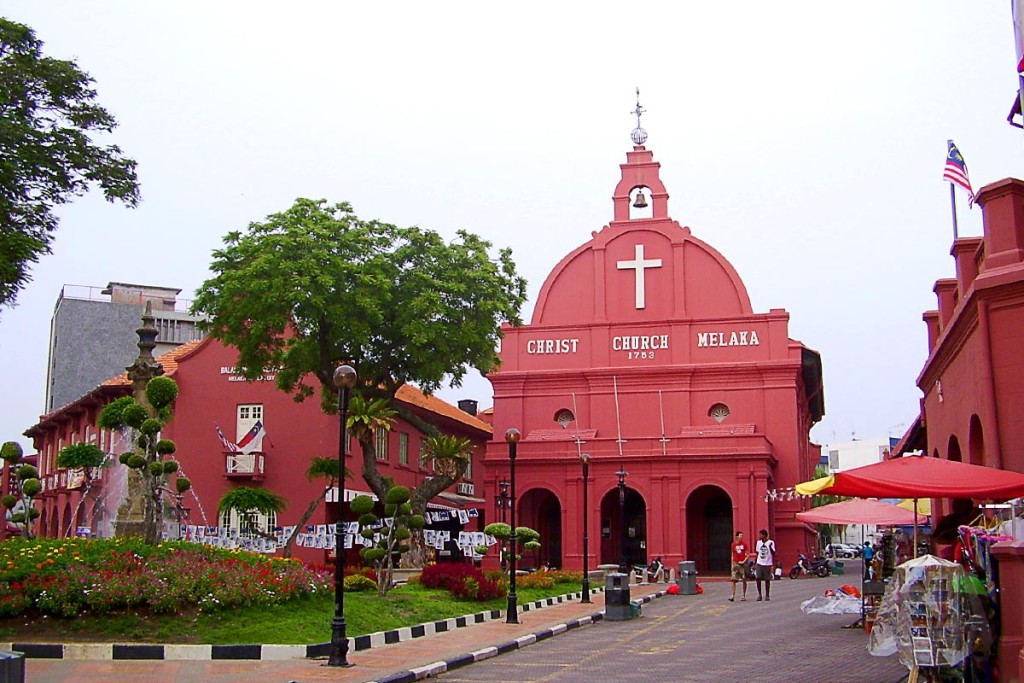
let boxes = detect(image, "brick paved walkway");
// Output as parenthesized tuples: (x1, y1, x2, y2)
(23, 577, 909, 683)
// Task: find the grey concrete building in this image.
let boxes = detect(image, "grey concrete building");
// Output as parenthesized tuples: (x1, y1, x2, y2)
(44, 282, 205, 413)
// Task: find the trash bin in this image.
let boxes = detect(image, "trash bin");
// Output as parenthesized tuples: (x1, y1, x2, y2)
(605, 572, 632, 621)
(676, 561, 698, 595)
(832, 560, 845, 575)
(0, 650, 24, 683)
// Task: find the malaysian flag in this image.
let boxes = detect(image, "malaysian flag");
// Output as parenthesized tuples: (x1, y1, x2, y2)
(214, 423, 239, 452)
(943, 140, 975, 206)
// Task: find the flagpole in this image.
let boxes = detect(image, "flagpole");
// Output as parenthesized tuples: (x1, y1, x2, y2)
(948, 139, 959, 240)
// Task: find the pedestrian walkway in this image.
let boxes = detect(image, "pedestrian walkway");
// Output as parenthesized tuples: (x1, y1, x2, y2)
(23, 578, 907, 683)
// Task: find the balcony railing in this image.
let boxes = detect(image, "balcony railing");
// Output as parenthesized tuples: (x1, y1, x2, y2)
(225, 453, 265, 480)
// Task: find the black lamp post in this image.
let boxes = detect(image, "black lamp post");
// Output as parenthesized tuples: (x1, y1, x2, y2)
(616, 469, 628, 574)
(497, 480, 510, 571)
(580, 453, 591, 603)
(497, 480, 510, 523)
(505, 428, 521, 624)
(327, 364, 357, 668)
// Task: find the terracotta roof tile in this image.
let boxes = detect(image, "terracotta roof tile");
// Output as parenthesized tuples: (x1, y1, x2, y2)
(100, 338, 208, 388)
(396, 385, 492, 434)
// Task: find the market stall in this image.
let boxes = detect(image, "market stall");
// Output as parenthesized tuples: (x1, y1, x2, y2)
(794, 456, 1024, 682)
(797, 498, 926, 630)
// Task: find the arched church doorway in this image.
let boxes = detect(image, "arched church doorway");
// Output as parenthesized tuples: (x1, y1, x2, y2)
(686, 485, 733, 574)
(517, 488, 562, 569)
(599, 487, 647, 569)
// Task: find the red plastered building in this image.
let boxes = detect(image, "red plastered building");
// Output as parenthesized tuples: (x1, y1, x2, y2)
(23, 336, 491, 564)
(485, 143, 824, 574)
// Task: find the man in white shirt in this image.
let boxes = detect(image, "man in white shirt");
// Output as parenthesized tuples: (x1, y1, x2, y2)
(754, 529, 776, 602)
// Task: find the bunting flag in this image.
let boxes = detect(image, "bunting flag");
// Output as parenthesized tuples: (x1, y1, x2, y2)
(943, 140, 975, 207)
(763, 487, 812, 502)
(214, 423, 239, 452)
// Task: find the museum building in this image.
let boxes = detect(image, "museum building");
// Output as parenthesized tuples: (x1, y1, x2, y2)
(485, 139, 825, 574)
(19, 332, 491, 564)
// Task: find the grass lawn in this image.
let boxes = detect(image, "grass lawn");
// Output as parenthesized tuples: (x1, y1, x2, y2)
(0, 581, 588, 645)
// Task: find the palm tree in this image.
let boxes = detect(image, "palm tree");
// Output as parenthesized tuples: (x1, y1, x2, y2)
(281, 457, 351, 558)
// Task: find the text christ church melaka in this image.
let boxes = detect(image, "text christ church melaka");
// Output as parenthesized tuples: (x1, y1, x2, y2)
(484, 127, 824, 576)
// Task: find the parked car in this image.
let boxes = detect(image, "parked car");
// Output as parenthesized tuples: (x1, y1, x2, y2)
(825, 543, 861, 559)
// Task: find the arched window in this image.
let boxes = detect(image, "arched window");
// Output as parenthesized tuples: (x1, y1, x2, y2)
(708, 403, 730, 424)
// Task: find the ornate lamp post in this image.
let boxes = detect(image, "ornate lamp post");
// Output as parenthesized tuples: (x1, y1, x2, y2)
(327, 364, 357, 668)
(505, 428, 521, 624)
(579, 453, 591, 603)
(616, 469, 628, 574)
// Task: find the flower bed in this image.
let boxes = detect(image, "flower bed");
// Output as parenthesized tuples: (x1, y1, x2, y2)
(0, 538, 331, 618)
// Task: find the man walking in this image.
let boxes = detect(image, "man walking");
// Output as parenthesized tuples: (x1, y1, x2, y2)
(729, 531, 751, 602)
(754, 529, 776, 602)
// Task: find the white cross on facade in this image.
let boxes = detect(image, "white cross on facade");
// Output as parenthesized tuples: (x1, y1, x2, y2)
(617, 244, 662, 309)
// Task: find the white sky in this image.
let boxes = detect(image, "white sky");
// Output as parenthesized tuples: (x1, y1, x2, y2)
(1, 2, 1020, 457)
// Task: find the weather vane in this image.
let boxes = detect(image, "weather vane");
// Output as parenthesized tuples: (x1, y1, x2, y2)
(630, 87, 648, 146)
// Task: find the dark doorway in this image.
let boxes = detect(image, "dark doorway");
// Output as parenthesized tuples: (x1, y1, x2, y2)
(518, 488, 562, 569)
(599, 487, 647, 569)
(686, 486, 733, 574)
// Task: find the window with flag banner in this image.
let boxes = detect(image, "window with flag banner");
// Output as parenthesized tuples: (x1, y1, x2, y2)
(235, 404, 265, 453)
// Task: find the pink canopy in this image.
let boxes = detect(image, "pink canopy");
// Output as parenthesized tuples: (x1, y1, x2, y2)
(799, 455, 1024, 500)
(796, 498, 925, 526)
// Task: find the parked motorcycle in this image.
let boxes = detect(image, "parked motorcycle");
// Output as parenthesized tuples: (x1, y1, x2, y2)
(789, 552, 831, 579)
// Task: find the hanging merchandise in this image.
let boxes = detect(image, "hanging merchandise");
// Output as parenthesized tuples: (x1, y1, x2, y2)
(869, 554, 993, 677)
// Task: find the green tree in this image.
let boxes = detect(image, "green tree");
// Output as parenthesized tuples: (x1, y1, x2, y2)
(98, 378, 190, 544)
(0, 18, 140, 308)
(351, 486, 425, 597)
(217, 486, 287, 543)
(810, 464, 847, 549)
(191, 198, 526, 549)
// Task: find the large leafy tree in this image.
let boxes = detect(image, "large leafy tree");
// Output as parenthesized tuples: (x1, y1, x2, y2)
(192, 198, 527, 526)
(0, 18, 140, 308)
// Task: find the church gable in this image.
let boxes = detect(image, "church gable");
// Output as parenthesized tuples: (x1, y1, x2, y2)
(532, 221, 753, 326)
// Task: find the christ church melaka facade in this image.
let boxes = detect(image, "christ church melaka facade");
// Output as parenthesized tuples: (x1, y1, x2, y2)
(484, 142, 824, 575)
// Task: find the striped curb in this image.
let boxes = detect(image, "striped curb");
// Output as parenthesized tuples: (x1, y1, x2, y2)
(0, 588, 613, 661)
(368, 589, 669, 683)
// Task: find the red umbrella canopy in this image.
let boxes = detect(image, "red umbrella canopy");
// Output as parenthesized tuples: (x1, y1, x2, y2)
(814, 455, 1024, 499)
(796, 498, 925, 526)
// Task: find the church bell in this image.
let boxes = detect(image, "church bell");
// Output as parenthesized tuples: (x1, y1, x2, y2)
(633, 190, 649, 209)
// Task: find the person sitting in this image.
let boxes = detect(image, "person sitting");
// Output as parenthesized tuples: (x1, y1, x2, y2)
(931, 498, 980, 560)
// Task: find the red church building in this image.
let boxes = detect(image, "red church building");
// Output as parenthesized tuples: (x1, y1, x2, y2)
(485, 137, 824, 574)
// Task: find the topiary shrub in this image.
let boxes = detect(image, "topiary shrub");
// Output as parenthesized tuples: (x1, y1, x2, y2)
(176, 477, 191, 493)
(98, 397, 135, 430)
(145, 376, 179, 410)
(156, 439, 176, 456)
(139, 418, 162, 436)
(120, 403, 148, 429)
(0, 442, 23, 463)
